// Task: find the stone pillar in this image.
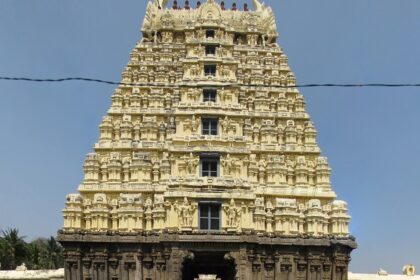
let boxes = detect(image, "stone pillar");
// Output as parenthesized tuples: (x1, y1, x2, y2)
(234, 248, 251, 280)
(264, 256, 275, 280)
(167, 247, 183, 280)
(136, 250, 143, 280)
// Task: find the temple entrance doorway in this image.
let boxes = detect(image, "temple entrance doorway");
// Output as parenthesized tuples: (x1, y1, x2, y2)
(182, 251, 236, 280)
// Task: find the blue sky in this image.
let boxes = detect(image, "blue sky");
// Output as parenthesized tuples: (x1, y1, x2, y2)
(1, 0, 420, 273)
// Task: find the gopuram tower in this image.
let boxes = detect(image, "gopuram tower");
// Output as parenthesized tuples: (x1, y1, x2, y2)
(58, 1, 356, 280)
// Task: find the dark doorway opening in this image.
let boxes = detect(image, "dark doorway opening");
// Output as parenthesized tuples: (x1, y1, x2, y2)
(182, 252, 236, 280)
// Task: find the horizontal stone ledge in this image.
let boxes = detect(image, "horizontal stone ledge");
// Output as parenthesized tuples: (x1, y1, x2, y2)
(57, 232, 356, 249)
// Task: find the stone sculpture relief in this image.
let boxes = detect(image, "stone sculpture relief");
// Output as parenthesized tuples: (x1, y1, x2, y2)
(175, 197, 195, 228)
(224, 199, 242, 229)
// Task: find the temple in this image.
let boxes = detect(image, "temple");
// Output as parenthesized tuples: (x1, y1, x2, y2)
(57, 1, 356, 280)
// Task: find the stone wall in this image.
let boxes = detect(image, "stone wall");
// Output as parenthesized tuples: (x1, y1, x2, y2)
(0, 269, 64, 280)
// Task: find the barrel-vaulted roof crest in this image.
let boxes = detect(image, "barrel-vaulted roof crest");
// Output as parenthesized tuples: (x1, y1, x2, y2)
(142, 0, 278, 37)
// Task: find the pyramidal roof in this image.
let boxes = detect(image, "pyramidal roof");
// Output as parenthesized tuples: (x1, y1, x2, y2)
(62, 0, 351, 238)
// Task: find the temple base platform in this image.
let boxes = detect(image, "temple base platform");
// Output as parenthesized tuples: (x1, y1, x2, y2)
(58, 232, 356, 280)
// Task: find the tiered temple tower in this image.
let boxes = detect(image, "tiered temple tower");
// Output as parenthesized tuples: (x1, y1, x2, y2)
(58, 1, 356, 280)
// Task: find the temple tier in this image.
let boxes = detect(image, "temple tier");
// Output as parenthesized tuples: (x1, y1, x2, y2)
(58, 1, 356, 280)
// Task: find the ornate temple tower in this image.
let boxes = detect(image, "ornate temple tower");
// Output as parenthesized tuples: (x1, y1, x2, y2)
(58, 1, 356, 280)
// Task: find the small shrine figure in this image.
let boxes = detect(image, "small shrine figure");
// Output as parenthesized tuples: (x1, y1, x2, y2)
(222, 154, 235, 176)
(224, 199, 241, 228)
(190, 115, 199, 133)
(186, 153, 199, 174)
(220, 116, 230, 134)
(175, 197, 194, 228)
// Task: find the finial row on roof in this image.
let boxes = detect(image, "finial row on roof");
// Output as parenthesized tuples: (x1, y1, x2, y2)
(166, 0, 250, 11)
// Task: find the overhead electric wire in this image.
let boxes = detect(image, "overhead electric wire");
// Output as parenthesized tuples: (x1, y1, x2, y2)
(1, 76, 420, 88)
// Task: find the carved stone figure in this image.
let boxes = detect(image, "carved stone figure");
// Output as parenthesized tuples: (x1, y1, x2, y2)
(186, 153, 198, 174)
(224, 199, 241, 228)
(221, 65, 230, 78)
(190, 65, 200, 77)
(15, 263, 27, 271)
(175, 197, 194, 228)
(222, 154, 237, 176)
(220, 116, 230, 134)
(187, 88, 200, 101)
(403, 265, 416, 276)
(190, 115, 199, 133)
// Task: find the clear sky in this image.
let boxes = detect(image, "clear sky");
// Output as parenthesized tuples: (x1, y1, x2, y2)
(1, 0, 420, 274)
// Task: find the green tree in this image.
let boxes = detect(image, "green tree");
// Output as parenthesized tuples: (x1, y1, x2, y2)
(43, 237, 63, 269)
(26, 238, 47, 270)
(0, 229, 27, 270)
(0, 229, 64, 270)
(26, 237, 63, 270)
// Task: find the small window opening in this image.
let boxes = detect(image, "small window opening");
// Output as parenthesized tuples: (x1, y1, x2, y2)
(199, 203, 220, 230)
(202, 118, 218, 135)
(200, 156, 220, 177)
(205, 45, 217, 55)
(203, 89, 217, 102)
(206, 30, 215, 38)
(204, 64, 217, 76)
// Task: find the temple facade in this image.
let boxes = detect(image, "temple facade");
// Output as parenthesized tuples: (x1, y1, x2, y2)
(57, 1, 356, 280)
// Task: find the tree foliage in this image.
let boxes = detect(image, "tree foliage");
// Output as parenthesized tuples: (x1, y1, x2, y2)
(0, 229, 63, 270)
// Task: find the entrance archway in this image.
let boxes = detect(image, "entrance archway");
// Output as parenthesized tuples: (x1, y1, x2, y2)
(182, 252, 236, 280)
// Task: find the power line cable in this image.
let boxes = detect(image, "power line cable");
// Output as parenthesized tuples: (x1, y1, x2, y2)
(1, 76, 420, 88)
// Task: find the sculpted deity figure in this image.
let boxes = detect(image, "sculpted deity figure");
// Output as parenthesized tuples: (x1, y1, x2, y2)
(249, 154, 257, 164)
(189, 65, 199, 77)
(190, 115, 199, 133)
(186, 153, 199, 174)
(247, 34, 257, 46)
(221, 65, 230, 78)
(162, 31, 173, 43)
(224, 199, 241, 228)
(258, 159, 267, 169)
(266, 200, 273, 210)
(187, 88, 200, 101)
(225, 32, 234, 44)
(169, 116, 176, 127)
(223, 88, 232, 100)
(197, 29, 205, 40)
(216, 29, 224, 39)
(175, 197, 194, 228)
(222, 154, 235, 176)
(307, 160, 315, 169)
(145, 197, 153, 213)
(220, 116, 230, 135)
(197, 45, 205, 57)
